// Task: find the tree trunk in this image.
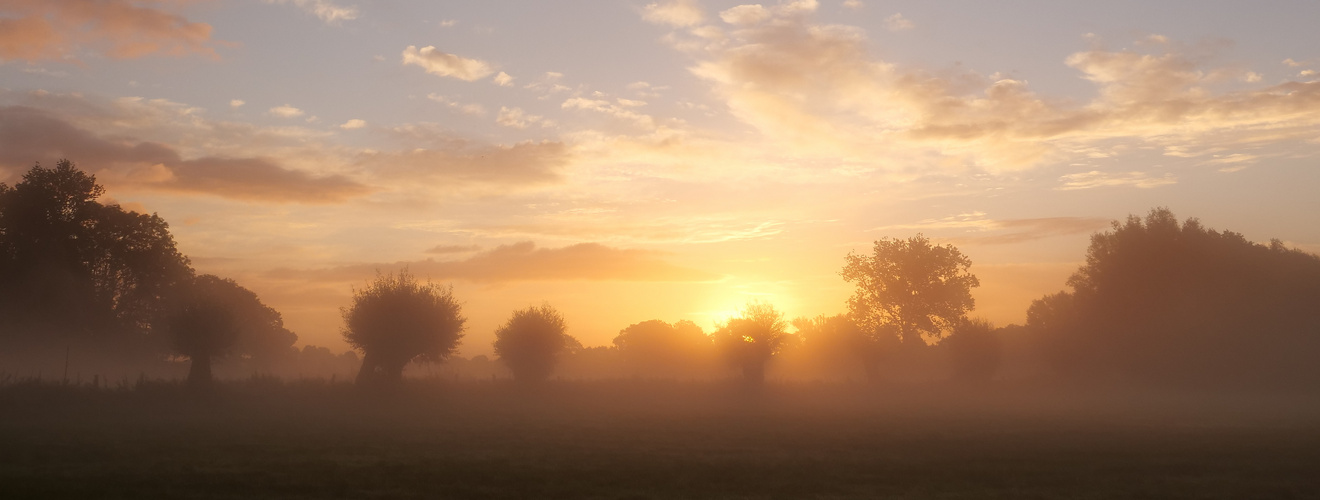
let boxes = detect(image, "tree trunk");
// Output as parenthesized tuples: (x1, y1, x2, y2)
(355, 351, 378, 385)
(188, 354, 213, 389)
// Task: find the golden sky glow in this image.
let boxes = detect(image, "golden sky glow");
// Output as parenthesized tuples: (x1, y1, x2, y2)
(3, 0, 1320, 354)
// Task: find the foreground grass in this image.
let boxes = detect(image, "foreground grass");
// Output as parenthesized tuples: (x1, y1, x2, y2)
(3, 379, 1320, 499)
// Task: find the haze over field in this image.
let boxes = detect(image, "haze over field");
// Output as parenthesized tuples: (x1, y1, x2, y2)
(3, 0, 1320, 356)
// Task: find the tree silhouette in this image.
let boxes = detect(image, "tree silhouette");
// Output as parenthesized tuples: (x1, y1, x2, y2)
(791, 314, 894, 380)
(342, 270, 466, 386)
(613, 319, 712, 378)
(1027, 208, 1320, 387)
(0, 160, 192, 350)
(712, 301, 789, 386)
(841, 235, 980, 347)
(941, 318, 1002, 384)
(168, 276, 241, 389)
(493, 304, 569, 383)
(183, 274, 297, 370)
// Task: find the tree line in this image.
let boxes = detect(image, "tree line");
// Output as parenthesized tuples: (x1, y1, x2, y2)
(4, 161, 1319, 390)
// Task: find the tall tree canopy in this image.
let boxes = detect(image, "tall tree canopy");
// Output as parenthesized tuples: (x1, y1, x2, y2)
(841, 235, 980, 346)
(493, 304, 571, 383)
(0, 160, 192, 347)
(1027, 208, 1320, 386)
(342, 269, 466, 385)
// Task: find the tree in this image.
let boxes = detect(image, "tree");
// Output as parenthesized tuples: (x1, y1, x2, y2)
(791, 314, 893, 380)
(941, 318, 1002, 384)
(342, 270, 466, 386)
(493, 304, 570, 383)
(712, 301, 789, 386)
(168, 276, 241, 389)
(841, 234, 980, 347)
(613, 319, 713, 378)
(182, 274, 297, 371)
(1026, 208, 1320, 387)
(0, 160, 192, 349)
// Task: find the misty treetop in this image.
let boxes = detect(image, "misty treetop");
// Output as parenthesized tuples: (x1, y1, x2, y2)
(0, 160, 314, 381)
(493, 304, 572, 383)
(343, 269, 466, 386)
(0, 160, 192, 345)
(1028, 208, 1320, 387)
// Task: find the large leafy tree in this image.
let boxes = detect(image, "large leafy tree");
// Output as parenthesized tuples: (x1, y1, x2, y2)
(711, 301, 789, 386)
(0, 160, 192, 348)
(342, 269, 466, 385)
(185, 274, 297, 369)
(841, 235, 980, 347)
(493, 304, 570, 383)
(1027, 208, 1320, 386)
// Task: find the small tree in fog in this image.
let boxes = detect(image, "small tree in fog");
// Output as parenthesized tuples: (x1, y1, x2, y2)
(169, 276, 242, 389)
(941, 318, 1002, 384)
(613, 319, 713, 377)
(342, 270, 466, 386)
(712, 301, 789, 386)
(493, 304, 569, 383)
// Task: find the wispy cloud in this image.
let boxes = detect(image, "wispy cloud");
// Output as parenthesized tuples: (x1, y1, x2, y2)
(1058, 171, 1177, 190)
(268, 241, 718, 283)
(402, 45, 495, 82)
(268, 104, 305, 118)
(0, 0, 216, 62)
(264, 0, 358, 24)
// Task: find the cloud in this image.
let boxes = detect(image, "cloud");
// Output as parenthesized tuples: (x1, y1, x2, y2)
(875, 213, 1111, 245)
(426, 94, 488, 116)
(0, 105, 368, 203)
(269, 104, 305, 118)
(0, 0, 216, 62)
(230, 99, 245, 108)
(674, 6, 1320, 173)
(720, 5, 771, 25)
(425, 244, 481, 255)
(401, 45, 495, 82)
(1058, 171, 1176, 190)
(339, 119, 366, 129)
(493, 71, 515, 87)
(842, 0, 863, 9)
(643, 0, 705, 27)
(358, 128, 570, 186)
(264, 0, 359, 24)
(269, 241, 718, 283)
(562, 97, 656, 129)
(884, 13, 913, 31)
(496, 107, 544, 129)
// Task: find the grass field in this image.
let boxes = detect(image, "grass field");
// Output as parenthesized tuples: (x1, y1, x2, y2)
(4, 379, 1320, 499)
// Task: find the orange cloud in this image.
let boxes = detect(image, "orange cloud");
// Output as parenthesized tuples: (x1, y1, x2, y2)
(0, 0, 217, 62)
(267, 241, 720, 283)
(0, 106, 367, 203)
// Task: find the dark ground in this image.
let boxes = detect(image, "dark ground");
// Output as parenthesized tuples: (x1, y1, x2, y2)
(3, 379, 1320, 499)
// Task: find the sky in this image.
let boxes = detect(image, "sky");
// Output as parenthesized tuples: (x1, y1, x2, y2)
(3, 0, 1320, 355)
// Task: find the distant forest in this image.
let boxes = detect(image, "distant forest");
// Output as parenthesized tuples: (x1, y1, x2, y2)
(4, 160, 1320, 391)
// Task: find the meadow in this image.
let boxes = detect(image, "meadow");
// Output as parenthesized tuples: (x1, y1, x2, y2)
(4, 379, 1320, 499)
